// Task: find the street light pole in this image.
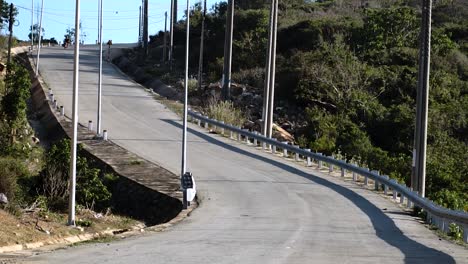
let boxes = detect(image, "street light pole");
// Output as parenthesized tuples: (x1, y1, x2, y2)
(97, 0, 103, 136)
(68, 0, 81, 226)
(261, 0, 275, 137)
(181, 0, 191, 210)
(35, 0, 44, 76)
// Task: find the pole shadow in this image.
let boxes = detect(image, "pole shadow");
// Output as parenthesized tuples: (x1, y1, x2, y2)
(162, 119, 456, 264)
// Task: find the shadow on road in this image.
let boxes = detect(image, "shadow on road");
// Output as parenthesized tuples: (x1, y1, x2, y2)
(163, 119, 455, 264)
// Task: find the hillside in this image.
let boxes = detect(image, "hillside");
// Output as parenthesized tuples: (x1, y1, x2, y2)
(119, 0, 468, 211)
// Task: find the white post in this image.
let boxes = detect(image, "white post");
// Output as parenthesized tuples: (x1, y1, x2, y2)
(53, 100, 57, 109)
(383, 175, 390, 195)
(318, 153, 323, 169)
(341, 167, 345, 177)
(282, 142, 288, 157)
(68, 0, 81, 226)
(372, 170, 380, 190)
(181, 0, 191, 210)
(230, 130, 233, 139)
(294, 146, 300, 161)
(244, 130, 249, 144)
(97, 0, 104, 136)
(103, 130, 108, 140)
(35, 0, 44, 76)
(197, 119, 201, 126)
(253, 132, 257, 146)
(50, 94, 54, 103)
(220, 121, 225, 135)
(60, 106, 65, 116)
(364, 168, 369, 186)
(306, 149, 311, 166)
(400, 194, 405, 204)
(88, 120, 93, 131)
(463, 225, 468, 243)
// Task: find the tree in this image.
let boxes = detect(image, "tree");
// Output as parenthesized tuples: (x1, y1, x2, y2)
(28, 23, 44, 42)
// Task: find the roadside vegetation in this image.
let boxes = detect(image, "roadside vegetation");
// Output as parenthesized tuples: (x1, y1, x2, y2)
(120, 0, 468, 214)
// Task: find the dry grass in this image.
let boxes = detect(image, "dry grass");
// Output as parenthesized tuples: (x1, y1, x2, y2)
(0, 208, 141, 247)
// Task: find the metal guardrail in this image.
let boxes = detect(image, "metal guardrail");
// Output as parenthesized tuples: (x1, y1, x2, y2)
(188, 110, 468, 243)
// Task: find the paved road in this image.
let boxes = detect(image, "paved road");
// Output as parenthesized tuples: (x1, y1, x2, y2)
(24, 46, 468, 263)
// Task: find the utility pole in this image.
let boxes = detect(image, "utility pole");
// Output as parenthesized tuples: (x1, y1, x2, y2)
(261, 0, 275, 137)
(35, 0, 44, 76)
(169, 0, 175, 70)
(174, 0, 178, 24)
(197, 0, 206, 91)
(413, 0, 432, 198)
(7, 4, 14, 67)
(163, 11, 168, 62)
(181, 0, 191, 210)
(143, 0, 149, 55)
(97, 0, 100, 44)
(266, 0, 278, 139)
(97, 0, 103, 136)
(31, 0, 34, 50)
(222, 0, 234, 100)
(68, 0, 81, 226)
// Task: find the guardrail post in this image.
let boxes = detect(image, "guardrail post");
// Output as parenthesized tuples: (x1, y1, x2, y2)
(53, 100, 58, 109)
(230, 131, 233, 139)
(407, 198, 413, 208)
(400, 194, 405, 204)
(294, 146, 300, 161)
(237, 131, 242, 142)
(328, 156, 334, 173)
(383, 175, 389, 195)
(341, 166, 345, 177)
(306, 149, 311, 166)
(372, 170, 380, 191)
(88, 120, 93, 131)
(103, 130, 108, 140)
(364, 168, 369, 186)
(282, 142, 288, 157)
(317, 153, 323, 169)
(463, 225, 468, 243)
(244, 130, 250, 144)
(272, 140, 277, 154)
(220, 121, 225, 135)
(197, 119, 201, 127)
(60, 106, 65, 116)
(204, 116, 209, 129)
(48, 88, 52, 97)
(391, 179, 397, 200)
(441, 219, 448, 233)
(253, 132, 257, 146)
(213, 120, 218, 132)
(50, 94, 55, 102)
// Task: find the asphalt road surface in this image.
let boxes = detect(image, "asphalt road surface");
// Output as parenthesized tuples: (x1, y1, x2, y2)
(23, 46, 468, 264)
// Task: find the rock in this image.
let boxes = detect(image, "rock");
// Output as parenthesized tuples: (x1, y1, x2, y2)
(253, 94, 263, 106)
(0, 193, 8, 204)
(231, 83, 246, 97)
(240, 92, 254, 105)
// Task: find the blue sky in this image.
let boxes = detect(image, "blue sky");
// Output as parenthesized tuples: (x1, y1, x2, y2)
(10, 0, 222, 44)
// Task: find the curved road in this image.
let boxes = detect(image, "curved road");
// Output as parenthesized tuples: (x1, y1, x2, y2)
(24, 46, 467, 263)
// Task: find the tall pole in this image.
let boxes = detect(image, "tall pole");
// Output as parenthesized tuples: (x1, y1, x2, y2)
(261, 0, 275, 137)
(169, 0, 175, 70)
(97, 0, 103, 135)
(163, 11, 168, 62)
(138, 6, 142, 45)
(266, 0, 278, 139)
(197, 0, 206, 91)
(31, 0, 34, 50)
(414, 0, 432, 198)
(143, 0, 149, 55)
(68, 0, 81, 226)
(181, 0, 190, 210)
(222, 0, 234, 100)
(7, 4, 14, 67)
(35, 0, 44, 76)
(97, 0, 100, 44)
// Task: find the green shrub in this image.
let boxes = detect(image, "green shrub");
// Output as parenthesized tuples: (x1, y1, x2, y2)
(0, 157, 29, 203)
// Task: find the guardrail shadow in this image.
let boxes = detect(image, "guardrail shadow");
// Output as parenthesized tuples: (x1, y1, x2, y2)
(162, 119, 456, 264)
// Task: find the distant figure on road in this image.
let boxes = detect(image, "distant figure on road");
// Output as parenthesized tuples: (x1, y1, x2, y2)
(62, 37, 71, 49)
